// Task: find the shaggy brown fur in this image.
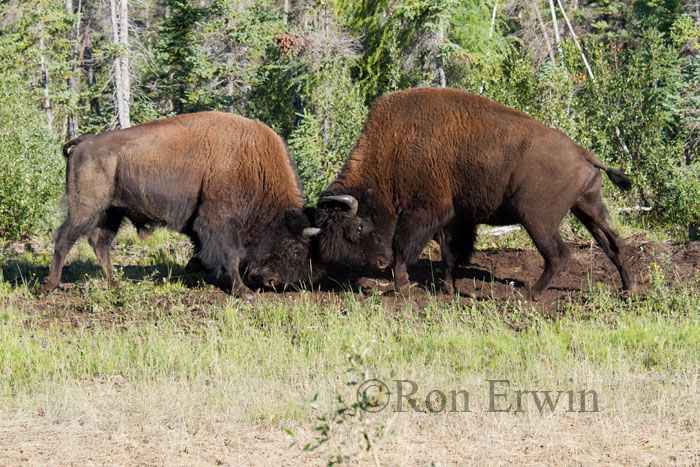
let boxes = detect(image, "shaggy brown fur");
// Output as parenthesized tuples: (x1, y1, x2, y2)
(313, 87, 633, 297)
(41, 112, 318, 297)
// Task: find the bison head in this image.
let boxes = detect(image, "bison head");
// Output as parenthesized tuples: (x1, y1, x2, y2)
(312, 188, 395, 271)
(243, 207, 321, 289)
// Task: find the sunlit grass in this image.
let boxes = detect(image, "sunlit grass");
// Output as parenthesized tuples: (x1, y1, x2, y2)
(1, 228, 698, 463)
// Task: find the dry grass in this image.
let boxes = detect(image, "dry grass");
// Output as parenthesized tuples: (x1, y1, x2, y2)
(1, 374, 698, 466)
(1, 228, 699, 465)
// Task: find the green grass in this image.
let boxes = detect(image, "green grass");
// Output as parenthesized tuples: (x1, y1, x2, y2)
(1, 269, 699, 414)
(1, 229, 699, 463)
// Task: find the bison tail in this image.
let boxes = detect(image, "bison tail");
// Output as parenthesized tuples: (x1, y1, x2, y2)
(62, 136, 87, 158)
(582, 150, 632, 191)
(605, 167, 632, 191)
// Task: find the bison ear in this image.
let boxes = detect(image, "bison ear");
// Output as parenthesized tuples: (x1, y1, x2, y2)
(285, 207, 310, 234)
(362, 188, 376, 203)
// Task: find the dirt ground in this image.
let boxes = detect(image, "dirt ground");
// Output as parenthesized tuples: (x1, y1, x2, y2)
(307, 238, 700, 314)
(4, 238, 700, 316)
(401, 239, 700, 305)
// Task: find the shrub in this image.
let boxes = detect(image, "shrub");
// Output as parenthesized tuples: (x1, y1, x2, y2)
(0, 74, 63, 241)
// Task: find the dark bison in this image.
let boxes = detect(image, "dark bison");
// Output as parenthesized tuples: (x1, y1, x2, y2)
(41, 112, 320, 297)
(313, 87, 634, 298)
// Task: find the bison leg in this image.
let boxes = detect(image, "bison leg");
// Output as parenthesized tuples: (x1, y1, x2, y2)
(184, 237, 206, 274)
(392, 210, 447, 294)
(437, 221, 477, 294)
(226, 256, 254, 299)
(88, 211, 123, 288)
(434, 230, 455, 294)
(40, 218, 95, 293)
(571, 191, 634, 293)
(191, 214, 252, 298)
(522, 223, 570, 299)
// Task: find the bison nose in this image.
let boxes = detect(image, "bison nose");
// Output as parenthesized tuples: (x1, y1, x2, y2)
(375, 257, 390, 270)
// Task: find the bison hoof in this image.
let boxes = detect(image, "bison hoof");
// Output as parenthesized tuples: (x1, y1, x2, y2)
(392, 274, 412, 295)
(438, 281, 455, 295)
(231, 283, 254, 300)
(38, 280, 57, 295)
(621, 285, 638, 298)
(391, 281, 413, 296)
(529, 290, 544, 301)
(184, 257, 206, 274)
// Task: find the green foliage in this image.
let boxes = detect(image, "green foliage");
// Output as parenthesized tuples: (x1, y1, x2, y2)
(0, 1, 70, 240)
(288, 62, 367, 202)
(247, 52, 299, 138)
(1, 0, 699, 237)
(154, 0, 210, 113)
(153, 0, 284, 114)
(0, 74, 63, 240)
(665, 163, 700, 228)
(579, 26, 688, 210)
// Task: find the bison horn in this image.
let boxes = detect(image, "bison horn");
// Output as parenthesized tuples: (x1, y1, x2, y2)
(302, 227, 321, 238)
(321, 195, 358, 217)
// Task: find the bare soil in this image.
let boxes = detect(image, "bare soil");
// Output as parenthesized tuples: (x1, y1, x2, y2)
(310, 239, 700, 314)
(4, 239, 700, 320)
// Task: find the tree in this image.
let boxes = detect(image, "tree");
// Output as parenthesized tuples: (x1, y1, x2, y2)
(64, 0, 80, 139)
(110, 0, 130, 128)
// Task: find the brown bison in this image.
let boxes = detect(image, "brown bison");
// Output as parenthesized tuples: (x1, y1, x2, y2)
(313, 87, 634, 298)
(41, 112, 320, 297)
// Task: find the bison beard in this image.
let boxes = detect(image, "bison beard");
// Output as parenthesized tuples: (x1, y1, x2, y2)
(313, 87, 634, 298)
(41, 112, 319, 297)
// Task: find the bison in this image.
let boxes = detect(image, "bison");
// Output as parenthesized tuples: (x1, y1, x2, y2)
(312, 87, 634, 298)
(41, 112, 320, 297)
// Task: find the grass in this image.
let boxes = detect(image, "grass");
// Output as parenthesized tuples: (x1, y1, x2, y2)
(1, 226, 699, 464)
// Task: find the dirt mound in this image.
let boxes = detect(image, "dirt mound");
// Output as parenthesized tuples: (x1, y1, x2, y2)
(312, 240, 700, 309)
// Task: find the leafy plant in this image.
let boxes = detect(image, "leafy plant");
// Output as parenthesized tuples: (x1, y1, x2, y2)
(288, 344, 395, 466)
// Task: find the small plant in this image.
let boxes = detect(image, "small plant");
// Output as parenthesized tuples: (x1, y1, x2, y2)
(646, 256, 673, 303)
(647, 261, 668, 287)
(288, 343, 395, 466)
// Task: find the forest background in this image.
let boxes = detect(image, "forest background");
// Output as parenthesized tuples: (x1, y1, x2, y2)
(1, 0, 699, 242)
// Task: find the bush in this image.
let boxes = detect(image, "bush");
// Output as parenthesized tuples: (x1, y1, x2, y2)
(665, 163, 700, 232)
(287, 62, 368, 203)
(0, 75, 63, 241)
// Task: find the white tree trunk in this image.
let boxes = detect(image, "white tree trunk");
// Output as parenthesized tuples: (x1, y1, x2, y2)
(110, 0, 130, 128)
(65, 0, 79, 139)
(547, 0, 562, 55)
(39, 36, 53, 131)
(556, 0, 594, 80)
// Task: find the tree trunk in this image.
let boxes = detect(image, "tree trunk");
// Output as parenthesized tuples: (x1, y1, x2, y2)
(39, 36, 53, 132)
(65, 0, 80, 139)
(84, 36, 100, 116)
(110, 0, 131, 128)
(533, 0, 555, 62)
(437, 21, 446, 87)
(547, 0, 562, 55)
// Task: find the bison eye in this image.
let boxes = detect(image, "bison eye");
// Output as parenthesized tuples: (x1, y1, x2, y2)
(293, 248, 301, 257)
(356, 225, 363, 234)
